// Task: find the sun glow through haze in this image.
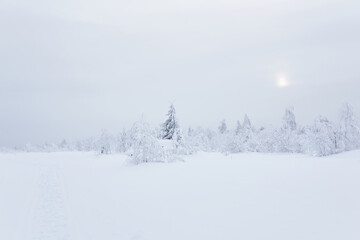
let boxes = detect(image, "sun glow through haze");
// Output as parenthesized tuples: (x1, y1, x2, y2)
(276, 75, 291, 88)
(1, 0, 360, 147)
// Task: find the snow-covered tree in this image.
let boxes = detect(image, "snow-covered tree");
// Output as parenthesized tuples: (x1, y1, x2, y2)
(309, 116, 338, 156)
(252, 127, 276, 153)
(172, 128, 183, 148)
(188, 127, 194, 137)
(338, 102, 360, 151)
(240, 114, 254, 151)
(218, 120, 227, 134)
(97, 130, 112, 154)
(129, 119, 168, 164)
(161, 104, 185, 153)
(14, 101, 360, 158)
(215, 119, 231, 152)
(283, 107, 297, 131)
(297, 126, 313, 154)
(230, 114, 254, 152)
(162, 104, 180, 140)
(185, 127, 217, 152)
(235, 120, 242, 135)
(275, 107, 300, 153)
(58, 139, 69, 151)
(116, 129, 130, 153)
(81, 137, 96, 151)
(243, 114, 252, 131)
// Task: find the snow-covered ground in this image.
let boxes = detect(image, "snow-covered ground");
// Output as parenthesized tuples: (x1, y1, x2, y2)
(0, 151, 359, 240)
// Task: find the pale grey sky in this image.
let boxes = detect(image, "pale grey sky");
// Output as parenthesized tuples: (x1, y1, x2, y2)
(1, 0, 360, 146)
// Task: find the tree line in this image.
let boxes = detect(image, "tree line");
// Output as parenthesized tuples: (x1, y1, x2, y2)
(16, 102, 360, 163)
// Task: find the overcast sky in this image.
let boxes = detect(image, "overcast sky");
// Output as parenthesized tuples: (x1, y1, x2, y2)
(1, 0, 360, 147)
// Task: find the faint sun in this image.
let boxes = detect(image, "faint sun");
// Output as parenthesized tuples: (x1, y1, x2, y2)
(276, 74, 291, 88)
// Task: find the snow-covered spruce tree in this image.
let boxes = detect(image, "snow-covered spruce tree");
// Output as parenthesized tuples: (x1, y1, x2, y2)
(218, 120, 228, 134)
(116, 128, 130, 153)
(162, 104, 179, 140)
(243, 114, 251, 131)
(252, 126, 277, 153)
(338, 102, 360, 151)
(309, 116, 338, 156)
(98, 130, 112, 154)
(240, 114, 255, 151)
(177, 127, 196, 154)
(275, 107, 300, 153)
(297, 125, 313, 154)
(230, 114, 254, 152)
(58, 139, 69, 151)
(82, 137, 97, 151)
(227, 120, 242, 153)
(215, 119, 232, 152)
(188, 127, 194, 137)
(283, 107, 297, 131)
(235, 120, 242, 135)
(161, 104, 185, 152)
(172, 128, 184, 148)
(185, 127, 215, 152)
(129, 119, 168, 164)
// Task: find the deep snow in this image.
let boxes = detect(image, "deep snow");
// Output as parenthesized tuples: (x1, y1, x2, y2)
(0, 151, 359, 240)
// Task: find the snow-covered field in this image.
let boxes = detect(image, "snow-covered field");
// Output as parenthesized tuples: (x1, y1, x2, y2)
(1, 151, 359, 240)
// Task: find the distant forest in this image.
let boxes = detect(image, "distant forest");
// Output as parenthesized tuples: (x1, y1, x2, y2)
(6, 102, 360, 163)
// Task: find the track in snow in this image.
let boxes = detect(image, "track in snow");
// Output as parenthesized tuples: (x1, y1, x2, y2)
(28, 166, 70, 240)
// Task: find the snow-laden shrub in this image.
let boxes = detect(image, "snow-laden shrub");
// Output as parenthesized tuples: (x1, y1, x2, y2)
(270, 107, 300, 153)
(128, 119, 168, 164)
(97, 130, 112, 154)
(309, 116, 338, 157)
(218, 120, 228, 135)
(171, 129, 194, 155)
(114, 129, 131, 153)
(228, 115, 255, 153)
(185, 127, 218, 152)
(252, 127, 277, 153)
(338, 103, 360, 151)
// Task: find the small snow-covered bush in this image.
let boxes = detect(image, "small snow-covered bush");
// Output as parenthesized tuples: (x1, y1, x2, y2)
(338, 103, 360, 151)
(128, 119, 168, 164)
(309, 116, 338, 157)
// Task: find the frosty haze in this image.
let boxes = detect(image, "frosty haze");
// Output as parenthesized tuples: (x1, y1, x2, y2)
(1, 0, 360, 146)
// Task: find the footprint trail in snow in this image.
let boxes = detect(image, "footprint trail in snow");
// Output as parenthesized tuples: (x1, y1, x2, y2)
(28, 166, 70, 240)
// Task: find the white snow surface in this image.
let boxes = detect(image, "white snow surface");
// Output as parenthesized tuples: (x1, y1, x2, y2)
(1, 151, 360, 240)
